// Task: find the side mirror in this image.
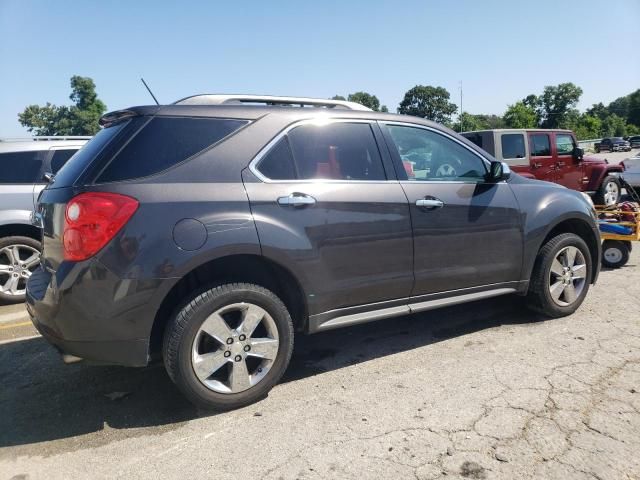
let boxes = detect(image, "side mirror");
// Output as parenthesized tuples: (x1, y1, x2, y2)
(572, 147, 584, 161)
(487, 161, 511, 182)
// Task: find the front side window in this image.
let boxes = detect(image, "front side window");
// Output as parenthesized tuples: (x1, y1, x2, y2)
(257, 122, 386, 181)
(386, 125, 487, 181)
(530, 134, 551, 156)
(0, 150, 47, 183)
(501, 134, 526, 159)
(555, 134, 575, 155)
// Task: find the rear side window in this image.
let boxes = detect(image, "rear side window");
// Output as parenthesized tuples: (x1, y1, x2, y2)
(530, 134, 551, 156)
(556, 134, 575, 155)
(97, 117, 248, 183)
(52, 121, 129, 188)
(501, 134, 525, 159)
(257, 122, 385, 181)
(0, 150, 47, 183)
(50, 149, 78, 173)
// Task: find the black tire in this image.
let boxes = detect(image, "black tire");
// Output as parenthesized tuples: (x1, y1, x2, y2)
(601, 240, 630, 269)
(593, 176, 621, 206)
(0, 236, 41, 304)
(163, 282, 294, 410)
(526, 233, 592, 318)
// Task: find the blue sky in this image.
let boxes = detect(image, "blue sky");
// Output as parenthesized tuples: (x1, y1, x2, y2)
(1, 0, 638, 136)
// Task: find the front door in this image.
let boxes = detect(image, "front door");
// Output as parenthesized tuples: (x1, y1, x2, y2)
(528, 132, 556, 183)
(380, 123, 523, 296)
(243, 120, 414, 316)
(554, 132, 583, 190)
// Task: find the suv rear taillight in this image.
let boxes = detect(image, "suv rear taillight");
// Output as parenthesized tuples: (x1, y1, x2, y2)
(63, 192, 139, 261)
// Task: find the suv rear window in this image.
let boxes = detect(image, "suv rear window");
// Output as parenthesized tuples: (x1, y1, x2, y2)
(0, 150, 47, 183)
(50, 149, 79, 174)
(96, 117, 248, 183)
(257, 122, 386, 181)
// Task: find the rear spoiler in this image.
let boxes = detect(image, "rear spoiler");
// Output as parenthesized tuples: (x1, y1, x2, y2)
(99, 109, 140, 127)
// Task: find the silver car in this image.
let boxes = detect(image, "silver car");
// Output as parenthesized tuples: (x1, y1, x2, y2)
(621, 155, 640, 192)
(0, 136, 89, 302)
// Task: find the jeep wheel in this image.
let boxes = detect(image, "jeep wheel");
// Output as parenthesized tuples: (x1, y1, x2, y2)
(594, 176, 621, 206)
(526, 233, 591, 318)
(163, 283, 294, 410)
(0, 236, 41, 304)
(601, 240, 630, 269)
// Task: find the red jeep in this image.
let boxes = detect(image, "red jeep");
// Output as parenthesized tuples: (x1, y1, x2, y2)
(461, 129, 624, 205)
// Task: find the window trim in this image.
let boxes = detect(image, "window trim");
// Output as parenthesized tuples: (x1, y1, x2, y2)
(250, 118, 390, 184)
(379, 121, 492, 184)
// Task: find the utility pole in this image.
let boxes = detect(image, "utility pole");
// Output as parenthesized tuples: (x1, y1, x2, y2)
(459, 81, 463, 132)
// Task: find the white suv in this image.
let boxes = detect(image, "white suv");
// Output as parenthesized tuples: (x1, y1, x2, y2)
(0, 136, 89, 302)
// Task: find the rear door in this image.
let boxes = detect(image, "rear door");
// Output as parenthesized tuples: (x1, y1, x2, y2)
(528, 132, 556, 182)
(244, 119, 414, 316)
(0, 149, 48, 219)
(380, 123, 523, 296)
(554, 132, 583, 190)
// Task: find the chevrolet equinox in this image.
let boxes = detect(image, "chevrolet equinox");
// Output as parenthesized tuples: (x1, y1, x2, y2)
(27, 94, 601, 410)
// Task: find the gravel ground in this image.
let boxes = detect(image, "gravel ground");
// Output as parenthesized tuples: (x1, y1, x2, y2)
(1, 249, 639, 480)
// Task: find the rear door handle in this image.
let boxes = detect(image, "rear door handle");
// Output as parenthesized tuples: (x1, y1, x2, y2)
(416, 198, 444, 209)
(277, 193, 316, 207)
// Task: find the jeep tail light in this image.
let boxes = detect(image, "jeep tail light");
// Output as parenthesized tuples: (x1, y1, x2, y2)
(63, 192, 139, 261)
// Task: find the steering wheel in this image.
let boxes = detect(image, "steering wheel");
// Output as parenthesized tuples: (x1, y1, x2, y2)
(435, 163, 457, 177)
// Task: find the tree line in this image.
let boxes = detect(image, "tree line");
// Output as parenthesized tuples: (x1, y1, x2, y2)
(18, 76, 640, 140)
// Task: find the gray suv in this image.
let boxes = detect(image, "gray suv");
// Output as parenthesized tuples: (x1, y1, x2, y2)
(0, 137, 88, 302)
(26, 95, 600, 410)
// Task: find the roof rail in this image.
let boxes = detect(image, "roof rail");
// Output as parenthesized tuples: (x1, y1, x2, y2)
(173, 94, 372, 111)
(0, 136, 92, 142)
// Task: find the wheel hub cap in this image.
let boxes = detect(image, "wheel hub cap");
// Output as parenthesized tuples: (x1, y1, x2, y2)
(0, 244, 40, 296)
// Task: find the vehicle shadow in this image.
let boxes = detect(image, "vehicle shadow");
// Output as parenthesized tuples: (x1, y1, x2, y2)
(0, 295, 542, 452)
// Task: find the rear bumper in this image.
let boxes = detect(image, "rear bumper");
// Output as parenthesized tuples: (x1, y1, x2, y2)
(25, 262, 165, 367)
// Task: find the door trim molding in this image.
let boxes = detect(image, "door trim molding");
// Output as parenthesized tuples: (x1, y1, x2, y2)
(308, 281, 526, 333)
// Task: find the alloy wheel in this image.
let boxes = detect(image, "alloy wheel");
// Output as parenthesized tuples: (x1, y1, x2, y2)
(191, 302, 280, 394)
(0, 244, 40, 297)
(548, 246, 587, 307)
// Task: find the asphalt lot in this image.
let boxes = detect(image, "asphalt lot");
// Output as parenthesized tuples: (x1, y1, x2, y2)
(0, 247, 639, 480)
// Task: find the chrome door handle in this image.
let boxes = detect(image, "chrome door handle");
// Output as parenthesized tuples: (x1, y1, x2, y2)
(416, 198, 444, 209)
(277, 193, 316, 207)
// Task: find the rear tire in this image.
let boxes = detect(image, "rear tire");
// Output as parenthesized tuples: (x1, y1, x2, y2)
(594, 176, 621, 206)
(601, 240, 630, 269)
(526, 233, 592, 318)
(0, 236, 41, 304)
(163, 283, 294, 410)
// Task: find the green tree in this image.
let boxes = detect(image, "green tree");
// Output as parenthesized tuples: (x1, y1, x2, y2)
(538, 83, 583, 128)
(331, 95, 346, 101)
(601, 114, 628, 137)
(19, 76, 107, 135)
(347, 91, 381, 111)
(571, 114, 602, 140)
(586, 102, 610, 121)
(397, 85, 458, 123)
(380, 105, 389, 113)
(453, 112, 506, 132)
(503, 101, 537, 128)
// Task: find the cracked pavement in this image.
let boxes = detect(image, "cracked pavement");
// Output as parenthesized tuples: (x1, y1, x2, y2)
(2, 249, 639, 479)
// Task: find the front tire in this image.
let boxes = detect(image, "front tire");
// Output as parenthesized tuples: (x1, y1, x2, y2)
(0, 236, 41, 304)
(526, 233, 592, 318)
(594, 176, 621, 206)
(163, 283, 294, 410)
(601, 240, 630, 269)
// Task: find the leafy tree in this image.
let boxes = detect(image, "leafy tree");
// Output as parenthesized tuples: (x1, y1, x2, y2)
(538, 83, 583, 128)
(607, 89, 640, 127)
(331, 95, 346, 101)
(503, 102, 537, 128)
(568, 114, 602, 140)
(601, 114, 628, 137)
(453, 112, 506, 132)
(380, 105, 389, 113)
(397, 85, 458, 124)
(19, 76, 107, 135)
(347, 91, 381, 111)
(586, 102, 610, 121)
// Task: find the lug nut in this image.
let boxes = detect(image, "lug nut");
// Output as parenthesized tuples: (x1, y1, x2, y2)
(239, 334, 246, 341)
(226, 338, 234, 345)
(234, 355, 242, 362)
(244, 345, 251, 352)
(224, 351, 231, 357)
(13, 273, 18, 277)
